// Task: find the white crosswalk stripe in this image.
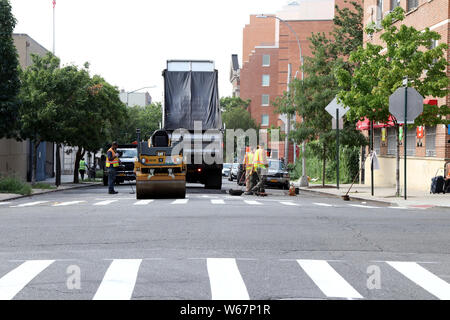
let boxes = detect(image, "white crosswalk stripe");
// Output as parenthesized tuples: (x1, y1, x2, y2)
(0, 260, 54, 300)
(133, 200, 154, 206)
(348, 204, 380, 209)
(0, 202, 11, 206)
(207, 258, 249, 300)
(52, 201, 86, 207)
(244, 200, 263, 205)
(10, 201, 49, 208)
(93, 259, 142, 300)
(313, 203, 333, 207)
(93, 200, 118, 206)
(387, 261, 450, 300)
(211, 199, 225, 205)
(172, 199, 189, 205)
(297, 259, 363, 299)
(280, 202, 299, 206)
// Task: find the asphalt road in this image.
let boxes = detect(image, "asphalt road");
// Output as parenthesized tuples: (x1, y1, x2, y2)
(0, 178, 449, 300)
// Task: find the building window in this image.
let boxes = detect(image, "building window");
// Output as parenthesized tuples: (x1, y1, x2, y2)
(391, 0, 400, 10)
(262, 55, 270, 67)
(387, 127, 397, 155)
(261, 94, 270, 106)
(425, 126, 436, 157)
(373, 129, 381, 155)
(261, 114, 269, 126)
(262, 75, 270, 87)
(376, 0, 383, 26)
(406, 128, 416, 156)
(407, 0, 418, 11)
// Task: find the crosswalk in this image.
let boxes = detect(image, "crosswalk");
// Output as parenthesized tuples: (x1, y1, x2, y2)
(0, 258, 449, 300)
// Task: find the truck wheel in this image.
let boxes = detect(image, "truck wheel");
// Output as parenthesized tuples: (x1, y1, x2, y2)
(205, 169, 222, 190)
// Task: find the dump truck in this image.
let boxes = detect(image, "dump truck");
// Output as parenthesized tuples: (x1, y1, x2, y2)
(134, 129, 186, 199)
(163, 60, 223, 189)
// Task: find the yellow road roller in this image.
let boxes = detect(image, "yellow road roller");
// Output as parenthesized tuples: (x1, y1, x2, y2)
(134, 129, 186, 199)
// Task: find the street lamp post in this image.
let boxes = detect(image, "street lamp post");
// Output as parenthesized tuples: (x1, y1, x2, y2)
(125, 86, 157, 107)
(256, 14, 308, 187)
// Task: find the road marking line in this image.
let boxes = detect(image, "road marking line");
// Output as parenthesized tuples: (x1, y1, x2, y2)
(93, 200, 118, 206)
(93, 259, 142, 300)
(244, 200, 263, 205)
(313, 203, 333, 207)
(387, 261, 450, 300)
(388, 207, 409, 210)
(297, 260, 363, 299)
(211, 199, 225, 205)
(10, 201, 49, 208)
(348, 204, 380, 209)
(280, 202, 299, 206)
(52, 201, 86, 207)
(207, 258, 250, 300)
(172, 199, 188, 205)
(133, 200, 154, 206)
(0, 260, 55, 300)
(0, 202, 11, 206)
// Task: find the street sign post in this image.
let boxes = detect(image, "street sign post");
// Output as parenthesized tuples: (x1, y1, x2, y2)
(389, 86, 424, 200)
(325, 97, 349, 190)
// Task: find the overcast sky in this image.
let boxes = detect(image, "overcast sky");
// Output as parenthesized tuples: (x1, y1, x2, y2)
(10, 0, 289, 103)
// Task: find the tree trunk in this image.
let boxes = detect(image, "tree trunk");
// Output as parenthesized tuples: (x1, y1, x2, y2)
(32, 139, 41, 185)
(73, 147, 85, 184)
(322, 146, 326, 187)
(396, 124, 400, 197)
(55, 143, 61, 187)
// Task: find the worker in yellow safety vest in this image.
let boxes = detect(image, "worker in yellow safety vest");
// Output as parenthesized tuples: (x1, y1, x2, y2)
(106, 141, 120, 194)
(244, 147, 255, 194)
(79, 158, 87, 181)
(252, 143, 268, 194)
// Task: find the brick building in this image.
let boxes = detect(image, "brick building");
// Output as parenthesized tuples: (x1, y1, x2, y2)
(361, 0, 450, 192)
(237, 0, 357, 161)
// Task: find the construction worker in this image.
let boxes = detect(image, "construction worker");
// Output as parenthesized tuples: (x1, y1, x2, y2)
(79, 157, 87, 181)
(106, 141, 120, 194)
(244, 146, 254, 195)
(252, 142, 268, 195)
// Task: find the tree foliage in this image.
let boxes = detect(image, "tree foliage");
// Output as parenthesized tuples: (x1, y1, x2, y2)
(0, 0, 20, 138)
(220, 97, 257, 130)
(336, 7, 449, 125)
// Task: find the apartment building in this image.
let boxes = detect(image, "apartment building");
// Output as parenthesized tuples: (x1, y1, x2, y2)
(362, 0, 450, 192)
(0, 34, 53, 182)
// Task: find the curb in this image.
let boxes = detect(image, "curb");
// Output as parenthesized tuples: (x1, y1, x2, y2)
(0, 182, 101, 202)
(299, 187, 450, 209)
(298, 187, 402, 207)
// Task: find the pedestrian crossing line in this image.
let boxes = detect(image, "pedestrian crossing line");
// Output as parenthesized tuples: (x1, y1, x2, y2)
(133, 200, 154, 206)
(10, 201, 49, 208)
(52, 201, 86, 207)
(348, 204, 380, 209)
(172, 199, 189, 205)
(0, 202, 11, 206)
(0, 260, 55, 300)
(211, 199, 225, 205)
(387, 261, 450, 300)
(93, 200, 119, 206)
(297, 260, 363, 299)
(313, 203, 333, 207)
(207, 258, 250, 300)
(280, 202, 300, 206)
(244, 200, 263, 206)
(93, 259, 142, 300)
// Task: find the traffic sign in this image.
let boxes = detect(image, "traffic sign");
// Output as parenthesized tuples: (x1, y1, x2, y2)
(389, 87, 424, 123)
(325, 97, 349, 119)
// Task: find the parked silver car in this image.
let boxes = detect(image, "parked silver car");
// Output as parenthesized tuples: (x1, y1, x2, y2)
(228, 163, 239, 181)
(222, 163, 232, 177)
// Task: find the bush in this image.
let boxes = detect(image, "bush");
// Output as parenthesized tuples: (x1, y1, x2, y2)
(32, 183, 56, 190)
(0, 176, 32, 195)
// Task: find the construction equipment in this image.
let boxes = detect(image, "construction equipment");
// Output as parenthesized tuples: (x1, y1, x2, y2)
(134, 129, 186, 199)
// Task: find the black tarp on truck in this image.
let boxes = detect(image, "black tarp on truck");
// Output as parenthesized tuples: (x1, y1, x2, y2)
(163, 60, 223, 189)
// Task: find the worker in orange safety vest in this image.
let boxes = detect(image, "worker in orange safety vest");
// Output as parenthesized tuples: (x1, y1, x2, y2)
(251, 142, 268, 194)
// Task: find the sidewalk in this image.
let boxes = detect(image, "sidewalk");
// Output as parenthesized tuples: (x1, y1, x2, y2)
(295, 181, 450, 209)
(0, 175, 101, 202)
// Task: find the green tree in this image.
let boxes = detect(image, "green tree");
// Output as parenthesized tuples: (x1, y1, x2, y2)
(275, 1, 366, 185)
(0, 0, 20, 138)
(336, 7, 449, 194)
(221, 97, 257, 131)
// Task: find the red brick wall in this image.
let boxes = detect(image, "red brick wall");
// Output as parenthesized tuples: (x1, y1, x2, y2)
(240, 47, 279, 128)
(243, 15, 276, 64)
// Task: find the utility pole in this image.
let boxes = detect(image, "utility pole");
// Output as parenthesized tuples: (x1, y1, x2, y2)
(285, 64, 292, 167)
